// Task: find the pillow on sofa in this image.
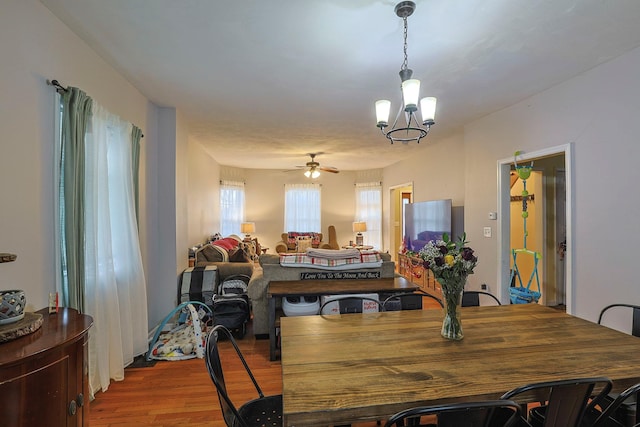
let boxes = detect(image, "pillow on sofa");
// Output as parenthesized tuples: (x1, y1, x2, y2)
(200, 244, 227, 263)
(287, 232, 321, 249)
(296, 236, 313, 252)
(229, 246, 251, 263)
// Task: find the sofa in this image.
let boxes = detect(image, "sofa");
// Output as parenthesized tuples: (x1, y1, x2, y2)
(247, 251, 396, 336)
(194, 235, 256, 280)
(275, 231, 327, 253)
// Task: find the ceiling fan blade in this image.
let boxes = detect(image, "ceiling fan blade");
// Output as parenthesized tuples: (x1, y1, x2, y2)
(320, 166, 339, 173)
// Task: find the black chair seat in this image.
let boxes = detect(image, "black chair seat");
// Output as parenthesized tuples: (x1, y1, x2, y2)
(238, 395, 283, 427)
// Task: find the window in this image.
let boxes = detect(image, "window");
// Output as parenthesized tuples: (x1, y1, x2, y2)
(220, 180, 245, 236)
(355, 182, 382, 249)
(284, 183, 321, 231)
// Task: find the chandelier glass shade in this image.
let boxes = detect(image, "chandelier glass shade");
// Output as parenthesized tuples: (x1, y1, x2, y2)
(304, 168, 320, 178)
(375, 1, 437, 144)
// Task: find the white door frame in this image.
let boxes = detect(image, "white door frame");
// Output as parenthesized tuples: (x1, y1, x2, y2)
(496, 143, 575, 314)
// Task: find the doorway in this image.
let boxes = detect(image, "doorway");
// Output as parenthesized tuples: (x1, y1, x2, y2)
(389, 183, 413, 264)
(497, 144, 574, 314)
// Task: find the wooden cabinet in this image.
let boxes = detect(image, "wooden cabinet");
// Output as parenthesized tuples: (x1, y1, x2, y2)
(0, 308, 93, 427)
(397, 253, 442, 299)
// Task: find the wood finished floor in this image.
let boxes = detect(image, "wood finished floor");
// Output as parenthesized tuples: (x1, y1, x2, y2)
(88, 320, 388, 427)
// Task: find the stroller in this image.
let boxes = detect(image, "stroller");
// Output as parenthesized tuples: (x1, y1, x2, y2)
(213, 274, 251, 338)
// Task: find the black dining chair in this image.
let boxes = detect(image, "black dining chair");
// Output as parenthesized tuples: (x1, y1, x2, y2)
(205, 325, 282, 427)
(596, 304, 640, 424)
(598, 304, 640, 338)
(500, 377, 613, 427)
(382, 290, 444, 311)
(590, 382, 640, 427)
(383, 399, 523, 427)
(319, 295, 384, 315)
(462, 290, 502, 307)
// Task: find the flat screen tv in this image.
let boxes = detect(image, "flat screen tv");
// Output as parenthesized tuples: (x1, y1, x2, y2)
(404, 199, 452, 252)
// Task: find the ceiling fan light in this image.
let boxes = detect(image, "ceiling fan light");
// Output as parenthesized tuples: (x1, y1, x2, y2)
(304, 170, 312, 178)
(375, 99, 391, 127)
(402, 79, 420, 112)
(311, 170, 320, 178)
(420, 96, 437, 125)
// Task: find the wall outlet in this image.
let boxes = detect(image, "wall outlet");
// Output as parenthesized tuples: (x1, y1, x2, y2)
(488, 212, 497, 220)
(483, 227, 492, 238)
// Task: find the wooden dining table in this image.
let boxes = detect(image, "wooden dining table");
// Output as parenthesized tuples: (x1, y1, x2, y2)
(280, 304, 640, 427)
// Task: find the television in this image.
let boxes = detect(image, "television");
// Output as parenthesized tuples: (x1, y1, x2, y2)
(404, 199, 463, 252)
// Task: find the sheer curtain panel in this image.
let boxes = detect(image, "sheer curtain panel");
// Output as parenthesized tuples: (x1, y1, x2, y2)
(284, 183, 321, 232)
(220, 180, 245, 236)
(355, 182, 382, 249)
(83, 102, 148, 396)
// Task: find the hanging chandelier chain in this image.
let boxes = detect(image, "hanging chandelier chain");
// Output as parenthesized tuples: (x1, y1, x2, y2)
(402, 16, 409, 71)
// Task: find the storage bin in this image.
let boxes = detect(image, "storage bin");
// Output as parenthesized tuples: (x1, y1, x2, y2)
(282, 296, 320, 316)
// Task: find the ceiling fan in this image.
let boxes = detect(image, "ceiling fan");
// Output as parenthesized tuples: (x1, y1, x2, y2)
(290, 153, 340, 178)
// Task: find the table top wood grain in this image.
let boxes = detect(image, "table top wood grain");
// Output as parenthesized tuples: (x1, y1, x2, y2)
(280, 304, 640, 427)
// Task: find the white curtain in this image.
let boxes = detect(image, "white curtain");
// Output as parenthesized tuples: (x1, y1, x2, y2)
(355, 182, 382, 249)
(84, 103, 148, 396)
(220, 180, 245, 236)
(284, 183, 321, 232)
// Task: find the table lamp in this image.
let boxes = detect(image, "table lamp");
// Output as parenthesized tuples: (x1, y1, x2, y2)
(352, 221, 367, 246)
(240, 222, 255, 240)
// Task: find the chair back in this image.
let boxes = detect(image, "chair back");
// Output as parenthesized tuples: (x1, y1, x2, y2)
(592, 382, 640, 427)
(500, 376, 613, 427)
(320, 295, 383, 315)
(598, 303, 640, 337)
(382, 290, 443, 311)
(205, 325, 264, 427)
(383, 399, 522, 427)
(462, 290, 501, 307)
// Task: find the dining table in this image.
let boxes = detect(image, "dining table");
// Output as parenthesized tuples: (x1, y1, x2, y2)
(280, 303, 640, 427)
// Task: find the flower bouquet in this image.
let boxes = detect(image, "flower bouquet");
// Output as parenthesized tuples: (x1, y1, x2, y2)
(418, 233, 478, 340)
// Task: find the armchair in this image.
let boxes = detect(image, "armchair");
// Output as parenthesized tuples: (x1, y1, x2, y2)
(274, 232, 323, 253)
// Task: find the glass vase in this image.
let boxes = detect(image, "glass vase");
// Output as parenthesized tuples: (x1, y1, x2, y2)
(439, 275, 467, 340)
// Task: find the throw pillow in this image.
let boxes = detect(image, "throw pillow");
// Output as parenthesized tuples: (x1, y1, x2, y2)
(200, 244, 225, 263)
(296, 236, 313, 252)
(228, 247, 250, 263)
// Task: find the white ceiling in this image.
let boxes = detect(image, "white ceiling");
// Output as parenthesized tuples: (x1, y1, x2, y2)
(40, 0, 640, 171)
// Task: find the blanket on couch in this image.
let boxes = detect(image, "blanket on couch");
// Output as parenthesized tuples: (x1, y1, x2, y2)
(279, 250, 382, 270)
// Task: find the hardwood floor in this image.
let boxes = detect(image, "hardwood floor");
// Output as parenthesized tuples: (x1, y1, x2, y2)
(89, 319, 386, 427)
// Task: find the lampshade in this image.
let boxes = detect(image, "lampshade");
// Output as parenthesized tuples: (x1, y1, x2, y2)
(420, 97, 437, 124)
(352, 221, 367, 233)
(375, 99, 391, 126)
(401, 78, 420, 111)
(240, 222, 255, 234)
(304, 169, 320, 178)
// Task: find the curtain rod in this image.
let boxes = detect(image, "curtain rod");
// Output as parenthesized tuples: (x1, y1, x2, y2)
(47, 78, 144, 138)
(47, 79, 68, 93)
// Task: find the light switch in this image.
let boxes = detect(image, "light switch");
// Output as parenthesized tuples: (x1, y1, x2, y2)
(483, 227, 492, 238)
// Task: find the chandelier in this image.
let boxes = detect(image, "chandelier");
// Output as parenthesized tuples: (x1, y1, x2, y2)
(375, 1, 437, 144)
